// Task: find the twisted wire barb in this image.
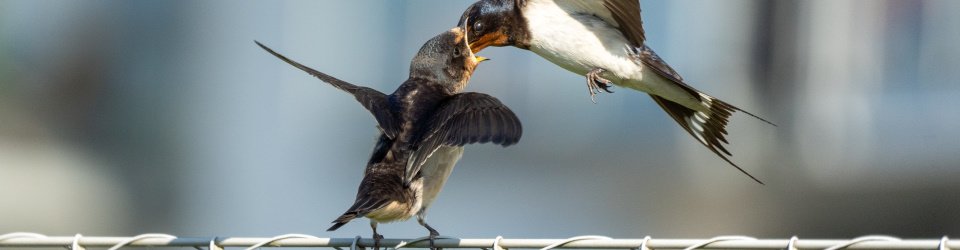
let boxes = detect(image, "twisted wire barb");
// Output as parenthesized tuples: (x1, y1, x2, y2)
(245, 234, 322, 250)
(637, 236, 651, 250)
(785, 236, 799, 250)
(540, 235, 612, 250)
(106, 233, 176, 250)
(682, 236, 756, 250)
(394, 235, 455, 249)
(351, 236, 362, 250)
(71, 234, 84, 250)
(492, 235, 505, 250)
(209, 237, 223, 250)
(942, 236, 951, 250)
(823, 235, 900, 250)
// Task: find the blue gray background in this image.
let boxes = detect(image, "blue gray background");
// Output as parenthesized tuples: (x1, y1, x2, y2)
(2, 0, 959, 239)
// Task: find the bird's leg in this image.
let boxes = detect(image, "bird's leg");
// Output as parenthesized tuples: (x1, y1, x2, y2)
(370, 221, 383, 250)
(417, 214, 441, 250)
(585, 68, 615, 103)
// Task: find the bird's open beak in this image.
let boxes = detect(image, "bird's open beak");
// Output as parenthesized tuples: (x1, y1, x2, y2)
(462, 19, 490, 63)
(463, 16, 503, 54)
(468, 31, 510, 54)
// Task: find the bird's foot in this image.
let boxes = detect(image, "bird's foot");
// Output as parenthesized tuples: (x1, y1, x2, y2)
(586, 68, 614, 103)
(427, 226, 442, 250)
(372, 232, 384, 250)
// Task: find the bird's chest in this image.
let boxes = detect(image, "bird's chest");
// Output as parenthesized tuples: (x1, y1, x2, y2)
(419, 146, 464, 207)
(524, 1, 644, 83)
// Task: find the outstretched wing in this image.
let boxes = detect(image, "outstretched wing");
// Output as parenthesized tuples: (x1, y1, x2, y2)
(256, 41, 400, 139)
(603, 0, 645, 47)
(404, 92, 522, 184)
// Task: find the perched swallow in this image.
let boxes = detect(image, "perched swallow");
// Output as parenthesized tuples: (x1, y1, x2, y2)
(458, 0, 774, 184)
(256, 26, 522, 250)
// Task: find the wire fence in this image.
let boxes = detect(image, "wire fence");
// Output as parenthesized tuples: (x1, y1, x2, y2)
(1, 233, 957, 250)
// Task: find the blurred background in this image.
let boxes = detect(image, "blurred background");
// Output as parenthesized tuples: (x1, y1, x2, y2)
(2, 0, 959, 240)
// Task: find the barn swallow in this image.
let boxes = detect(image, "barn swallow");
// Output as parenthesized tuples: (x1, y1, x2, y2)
(458, 0, 774, 184)
(256, 26, 522, 250)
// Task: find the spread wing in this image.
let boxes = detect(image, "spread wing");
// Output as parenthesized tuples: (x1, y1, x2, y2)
(256, 41, 400, 139)
(603, 0, 645, 47)
(404, 92, 522, 184)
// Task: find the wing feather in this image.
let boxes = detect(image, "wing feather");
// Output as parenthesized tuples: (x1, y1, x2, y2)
(603, 0, 645, 47)
(256, 41, 400, 138)
(403, 93, 522, 184)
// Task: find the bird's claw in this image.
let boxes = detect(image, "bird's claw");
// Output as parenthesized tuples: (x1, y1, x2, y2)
(373, 233, 384, 250)
(427, 228, 441, 250)
(596, 80, 614, 93)
(586, 68, 614, 103)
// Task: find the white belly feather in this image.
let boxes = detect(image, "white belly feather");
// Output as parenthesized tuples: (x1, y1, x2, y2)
(523, 0, 706, 112)
(418, 146, 464, 209)
(526, 0, 645, 85)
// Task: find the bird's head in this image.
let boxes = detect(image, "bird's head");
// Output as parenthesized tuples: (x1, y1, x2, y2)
(409, 27, 488, 91)
(458, 0, 530, 53)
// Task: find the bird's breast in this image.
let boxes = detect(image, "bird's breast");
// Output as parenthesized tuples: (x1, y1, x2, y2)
(419, 146, 465, 209)
(524, 0, 645, 87)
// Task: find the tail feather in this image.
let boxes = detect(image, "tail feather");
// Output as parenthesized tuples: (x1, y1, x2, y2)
(650, 94, 767, 185)
(326, 194, 391, 231)
(636, 44, 773, 184)
(327, 212, 359, 231)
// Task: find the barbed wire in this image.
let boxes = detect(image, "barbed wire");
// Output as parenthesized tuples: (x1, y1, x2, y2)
(1, 232, 957, 249)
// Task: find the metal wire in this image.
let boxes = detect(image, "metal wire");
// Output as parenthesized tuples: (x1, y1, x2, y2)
(395, 235, 456, 249)
(539, 235, 612, 250)
(823, 235, 901, 250)
(786, 236, 799, 250)
(244, 234, 323, 250)
(70, 234, 83, 250)
(209, 237, 223, 250)
(2, 232, 960, 249)
(681, 235, 756, 250)
(490, 235, 505, 250)
(638, 236, 651, 250)
(106, 233, 176, 250)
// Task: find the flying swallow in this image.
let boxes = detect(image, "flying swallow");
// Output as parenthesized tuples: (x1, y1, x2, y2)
(256, 26, 522, 250)
(458, 0, 774, 184)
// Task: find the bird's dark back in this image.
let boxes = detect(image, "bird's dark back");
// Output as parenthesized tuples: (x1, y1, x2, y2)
(388, 78, 454, 147)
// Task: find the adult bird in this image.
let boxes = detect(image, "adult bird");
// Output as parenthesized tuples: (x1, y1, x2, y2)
(458, 0, 773, 184)
(256, 27, 522, 250)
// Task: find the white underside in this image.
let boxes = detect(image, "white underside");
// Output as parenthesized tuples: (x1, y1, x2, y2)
(366, 146, 462, 224)
(524, 0, 706, 112)
(366, 175, 422, 223)
(416, 145, 463, 214)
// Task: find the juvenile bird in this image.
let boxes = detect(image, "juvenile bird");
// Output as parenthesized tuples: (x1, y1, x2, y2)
(458, 0, 773, 183)
(256, 26, 522, 250)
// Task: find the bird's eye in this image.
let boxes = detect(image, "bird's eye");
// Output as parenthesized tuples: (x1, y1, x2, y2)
(473, 21, 484, 33)
(453, 47, 461, 56)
